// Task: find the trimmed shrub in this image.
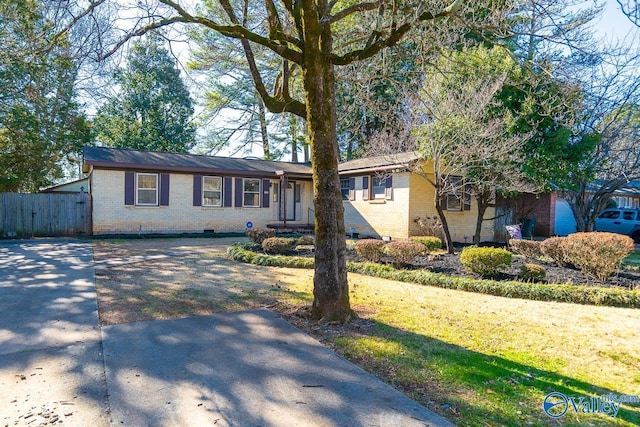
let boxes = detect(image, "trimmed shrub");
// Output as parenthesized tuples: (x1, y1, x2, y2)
(297, 235, 315, 246)
(519, 263, 547, 282)
(509, 239, 543, 259)
(262, 237, 297, 255)
(385, 241, 426, 267)
(354, 239, 386, 263)
(410, 236, 443, 252)
(460, 247, 512, 277)
(540, 237, 570, 267)
(563, 232, 634, 280)
(246, 228, 276, 244)
(226, 245, 640, 308)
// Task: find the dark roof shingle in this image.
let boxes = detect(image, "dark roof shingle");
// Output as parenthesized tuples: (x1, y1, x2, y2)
(338, 151, 420, 173)
(83, 146, 312, 177)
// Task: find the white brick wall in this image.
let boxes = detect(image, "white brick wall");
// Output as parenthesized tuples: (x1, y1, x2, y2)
(91, 169, 313, 234)
(91, 167, 495, 241)
(342, 171, 495, 242)
(343, 173, 411, 238)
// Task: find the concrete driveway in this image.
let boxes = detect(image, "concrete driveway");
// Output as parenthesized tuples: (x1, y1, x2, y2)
(0, 239, 109, 426)
(1, 239, 451, 427)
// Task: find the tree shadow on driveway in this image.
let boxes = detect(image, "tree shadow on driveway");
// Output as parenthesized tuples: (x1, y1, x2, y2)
(0, 239, 109, 425)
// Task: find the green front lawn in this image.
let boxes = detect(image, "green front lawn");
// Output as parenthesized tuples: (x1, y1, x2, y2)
(270, 267, 640, 426)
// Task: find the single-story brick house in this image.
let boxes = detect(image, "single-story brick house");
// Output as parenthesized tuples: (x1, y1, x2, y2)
(82, 146, 314, 235)
(338, 152, 494, 242)
(82, 147, 494, 241)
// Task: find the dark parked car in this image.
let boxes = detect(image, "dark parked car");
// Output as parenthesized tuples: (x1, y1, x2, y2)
(594, 208, 640, 243)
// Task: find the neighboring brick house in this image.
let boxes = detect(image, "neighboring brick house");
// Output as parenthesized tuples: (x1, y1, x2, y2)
(497, 181, 640, 239)
(83, 147, 494, 241)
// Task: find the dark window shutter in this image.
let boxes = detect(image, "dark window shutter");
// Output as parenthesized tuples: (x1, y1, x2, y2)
(160, 173, 170, 206)
(124, 171, 135, 205)
(362, 176, 369, 201)
(348, 177, 355, 201)
(464, 183, 472, 211)
(262, 179, 270, 208)
(385, 176, 393, 200)
(235, 178, 243, 207)
(223, 177, 233, 207)
(193, 175, 202, 206)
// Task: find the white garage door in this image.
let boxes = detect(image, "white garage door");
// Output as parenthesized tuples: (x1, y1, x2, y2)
(554, 199, 577, 236)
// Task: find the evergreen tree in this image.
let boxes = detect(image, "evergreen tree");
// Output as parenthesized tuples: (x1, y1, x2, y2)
(94, 36, 195, 153)
(0, 0, 90, 192)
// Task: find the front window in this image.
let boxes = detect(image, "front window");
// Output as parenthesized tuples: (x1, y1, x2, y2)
(203, 176, 222, 206)
(136, 173, 158, 205)
(371, 176, 387, 199)
(445, 176, 463, 211)
(340, 178, 350, 200)
(243, 178, 261, 207)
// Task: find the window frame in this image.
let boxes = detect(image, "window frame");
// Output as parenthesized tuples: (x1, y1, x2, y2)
(243, 178, 261, 208)
(135, 172, 159, 206)
(202, 176, 223, 207)
(598, 210, 620, 219)
(340, 178, 351, 200)
(371, 176, 387, 200)
(444, 176, 464, 212)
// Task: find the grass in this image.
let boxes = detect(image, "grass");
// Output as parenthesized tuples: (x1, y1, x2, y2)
(228, 245, 640, 307)
(93, 240, 640, 426)
(273, 269, 640, 426)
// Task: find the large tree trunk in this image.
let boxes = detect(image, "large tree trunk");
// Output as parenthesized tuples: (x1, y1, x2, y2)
(301, 1, 352, 321)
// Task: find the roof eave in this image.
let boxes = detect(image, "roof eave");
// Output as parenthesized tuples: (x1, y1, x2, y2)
(339, 164, 412, 175)
(85, 161, 312, 179)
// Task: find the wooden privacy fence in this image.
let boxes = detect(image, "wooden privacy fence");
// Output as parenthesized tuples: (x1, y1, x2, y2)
(0, 192, 92, 238)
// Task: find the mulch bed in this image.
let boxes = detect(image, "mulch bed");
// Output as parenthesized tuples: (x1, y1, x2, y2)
(411, 252, 640, 289)
(293, 246, 640, 290)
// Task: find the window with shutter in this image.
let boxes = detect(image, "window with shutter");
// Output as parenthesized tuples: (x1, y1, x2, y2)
(202, 176, 222, 207)
(136, 173, 158, 206)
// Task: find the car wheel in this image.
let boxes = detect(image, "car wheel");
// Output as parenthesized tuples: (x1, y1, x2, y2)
(633, 232, 640, 244)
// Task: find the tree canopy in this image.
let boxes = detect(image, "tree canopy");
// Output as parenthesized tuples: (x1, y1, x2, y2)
(0, 0, 90, 192)
(93, 36, 196, 153)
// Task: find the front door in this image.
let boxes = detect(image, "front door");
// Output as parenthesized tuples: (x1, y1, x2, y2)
(279, 181, 296, 221)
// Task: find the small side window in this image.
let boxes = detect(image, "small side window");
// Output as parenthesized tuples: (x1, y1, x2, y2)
(599, 210, 620, 219)
(623, 211, 635, 220)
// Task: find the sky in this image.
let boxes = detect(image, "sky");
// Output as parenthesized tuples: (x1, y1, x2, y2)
(85, 0, 640, 161)
(598, 0, 638, 41)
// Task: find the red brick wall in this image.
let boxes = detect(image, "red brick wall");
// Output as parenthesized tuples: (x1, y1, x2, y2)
(499, 192, 555, 237)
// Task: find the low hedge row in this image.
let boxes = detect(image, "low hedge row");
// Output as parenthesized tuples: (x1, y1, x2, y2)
(226, 244, 640, 308)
